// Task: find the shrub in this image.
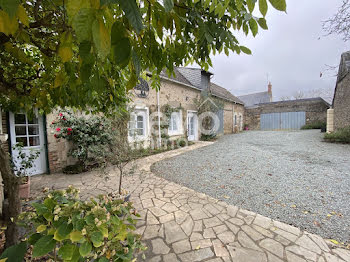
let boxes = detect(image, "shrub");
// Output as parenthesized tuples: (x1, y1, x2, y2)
(0, 186, 144, 261)
(200, 134, 217, 141)
(301, 121, 326, 130)
(52, 111, 118, 170)
(324, 126, 350, 144)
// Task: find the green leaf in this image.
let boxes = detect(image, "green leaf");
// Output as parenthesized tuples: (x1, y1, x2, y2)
(28, 233, 42, 245)
(0, 0, 19, 18)
(79, 241, 92, 257)
(70, 231, 83, 242)
(240, 46, 252, 55)
(117, 0, 143, 34)
(36, 225, 47, 233)
(258, 18, 268, 30)
(99, 258, 109, 262)
(91, 231, 104, 247)
(32, 203, 49, 215)
(79, 41, 92, 57)
(92, 18, 111, 59)
(32, 235, 56, 258)
(268, 0, 286, 11)
(249, 19, 258, 37)
(43, 198, 56, 211)
(259, 0, 268, 17)
(246, 0, 255, 13)
(66, 0, 91, 21)
(164, 0, 174, 12)
(0, 241, 27, 262)
(58, 222, 73, 238)
(111, 21, 131, 67)
(58, 244, 75, 260)
(72, 8, 95, 42)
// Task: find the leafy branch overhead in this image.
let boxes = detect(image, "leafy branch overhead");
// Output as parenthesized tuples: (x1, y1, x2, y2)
(0, 0, 286, 114)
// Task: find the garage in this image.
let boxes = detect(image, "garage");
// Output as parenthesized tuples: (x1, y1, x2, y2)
(245, 98, 330, 131)
(260, 111, 306, 130)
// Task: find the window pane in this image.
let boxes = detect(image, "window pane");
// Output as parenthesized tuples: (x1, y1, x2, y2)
(15, 114, 26, 124)
(137, 115, 143, 122)
(136, 129, 143, 136)
(137, 120, 143, 129)
(16, 137, 28, 147)
(15, 126, 27, 136)
(29, 136, 40, 146)
(28, 125, 39, 135)
(28, 115, 38, 124)
(173, 116, 178, 131)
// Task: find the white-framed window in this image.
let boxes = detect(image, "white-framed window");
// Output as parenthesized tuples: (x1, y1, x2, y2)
(168, 111, 182, 136)
(128, 108, 148, 140)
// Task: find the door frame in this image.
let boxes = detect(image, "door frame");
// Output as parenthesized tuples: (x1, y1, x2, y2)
(8, 112, 48, 175)
(187, 110, 198, 141)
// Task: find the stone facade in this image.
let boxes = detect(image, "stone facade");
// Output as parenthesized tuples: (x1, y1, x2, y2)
(2, 70, 244, 174)
(245, 98, 329, 130)
(333, 63, 350, 130)
(223, 101, 244, 134)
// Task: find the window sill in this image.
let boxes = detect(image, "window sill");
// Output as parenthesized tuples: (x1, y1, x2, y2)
(168, 131, 183, 137)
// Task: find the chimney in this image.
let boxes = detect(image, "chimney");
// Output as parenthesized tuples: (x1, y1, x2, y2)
(268, 82, 272, 102)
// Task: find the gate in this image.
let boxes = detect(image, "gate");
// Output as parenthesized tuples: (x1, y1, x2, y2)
(260, 112, 306, 130)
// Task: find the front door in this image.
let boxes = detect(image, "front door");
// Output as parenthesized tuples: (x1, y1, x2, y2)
(9, 112, 47, 175)
(187, 112, 198, 141)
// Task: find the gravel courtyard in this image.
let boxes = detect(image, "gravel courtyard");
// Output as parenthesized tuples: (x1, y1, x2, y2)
(152, 130, 350, 243)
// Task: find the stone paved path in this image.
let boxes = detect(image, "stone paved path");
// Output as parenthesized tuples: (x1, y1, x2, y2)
(31, 142, 350, 262)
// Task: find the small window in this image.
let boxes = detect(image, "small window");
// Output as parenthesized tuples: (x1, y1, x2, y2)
(168, 111, 182, 135)
(128, 110, 147, 138)
(234, 115, 237, 126)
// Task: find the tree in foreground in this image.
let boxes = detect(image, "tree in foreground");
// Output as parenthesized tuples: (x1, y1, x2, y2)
(0, 0, 287, 250)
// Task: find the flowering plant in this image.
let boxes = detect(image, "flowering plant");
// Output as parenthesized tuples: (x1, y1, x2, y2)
(0, 186, 145, 261)
(51, 111, 117, 169)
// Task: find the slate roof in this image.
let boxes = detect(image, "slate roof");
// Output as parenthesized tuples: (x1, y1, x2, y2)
(159, 67, 242, 104)
(209, 83, 244, 105)
(159, 68, 193, 86)
(238, 91, 271, 107)
(259, 97, 330, 107)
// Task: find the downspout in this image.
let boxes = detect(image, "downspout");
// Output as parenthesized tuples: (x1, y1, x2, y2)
(157, 90, 161, 148)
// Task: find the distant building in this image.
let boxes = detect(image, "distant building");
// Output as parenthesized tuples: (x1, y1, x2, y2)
(238, 82, 273, 108)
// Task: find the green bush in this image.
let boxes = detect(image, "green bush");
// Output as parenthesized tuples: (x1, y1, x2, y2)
(0, 186, 144, 261)
(51, 111, 118, 170)
(324, 126, 350, 144)
(301, 121, 326, 130)
(200, 134, 217, 141)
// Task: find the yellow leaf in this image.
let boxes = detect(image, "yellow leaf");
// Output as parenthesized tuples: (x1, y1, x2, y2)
(54, 229, 66, 241)
(58, 31, 73, 62)
(36, 224, 47, 233)
(92, 18, 111, 59)
(0, 10, 18, 35)
(291, 204, 297, 208)
(330, 239, 339, 245)
(327, 214, 332, 217)
(17, 5, 29, 27)
(58, 46, 73, 62)
(70, 231, 83, 242)
(99, 226, 108, 238)
(54, 72, 66, 88)
(0, 258, 8, 262)
(223, 195, 230, 199)
(195, 245, 200, 250)
(66, 0, 91, 21)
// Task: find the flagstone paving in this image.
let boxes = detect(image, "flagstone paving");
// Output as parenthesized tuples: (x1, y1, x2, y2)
(31, 142, 350, 262)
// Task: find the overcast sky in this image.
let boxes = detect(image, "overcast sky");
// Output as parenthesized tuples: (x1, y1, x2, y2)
(209, 0, 349, 101)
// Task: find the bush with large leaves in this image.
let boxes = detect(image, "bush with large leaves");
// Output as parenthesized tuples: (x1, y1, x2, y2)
(0, 186, 145, 261)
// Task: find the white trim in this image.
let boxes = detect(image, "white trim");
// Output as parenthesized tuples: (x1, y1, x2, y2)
(187, 110, 198, 141)
(128, 107, 150, 142)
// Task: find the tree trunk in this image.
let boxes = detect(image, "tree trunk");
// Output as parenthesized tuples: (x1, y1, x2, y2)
(0, 143, 21, 248)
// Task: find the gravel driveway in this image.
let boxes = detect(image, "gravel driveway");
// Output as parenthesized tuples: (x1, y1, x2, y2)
(152, 130, 350, 243)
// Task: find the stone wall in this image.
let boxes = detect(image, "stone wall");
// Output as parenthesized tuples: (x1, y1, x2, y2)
(333, 74, 350, 130)
(222, 102, 244, 134)
(245, 98, 329, 130)
(46, 111, 76, 173)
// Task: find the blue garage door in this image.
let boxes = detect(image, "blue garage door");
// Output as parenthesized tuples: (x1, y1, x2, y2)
(260, 112, 306, 130)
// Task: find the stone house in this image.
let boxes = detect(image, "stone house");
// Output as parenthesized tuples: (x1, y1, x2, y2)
(238, 82, 273, 107)
(0, 67, 244, 176)
(330, 51, 350, 131)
